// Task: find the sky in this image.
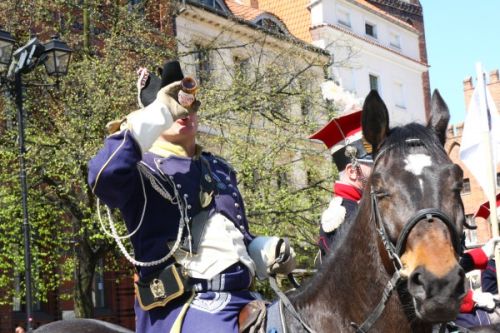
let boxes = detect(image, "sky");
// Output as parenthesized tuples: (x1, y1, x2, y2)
(420, 0, 500, 125)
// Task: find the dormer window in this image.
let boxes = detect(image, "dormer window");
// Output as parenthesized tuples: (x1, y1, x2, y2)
(255, 18, 286, 35)
(365, 22, 377, 38)
(194, 0, 226, 11)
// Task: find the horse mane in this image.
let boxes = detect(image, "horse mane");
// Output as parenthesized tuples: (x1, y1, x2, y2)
(379, 123, 448, 161)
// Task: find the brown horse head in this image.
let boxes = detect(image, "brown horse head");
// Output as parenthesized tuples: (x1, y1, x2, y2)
(361, 90, 466, 323)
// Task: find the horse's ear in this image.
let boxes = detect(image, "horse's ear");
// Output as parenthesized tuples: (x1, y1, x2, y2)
(362, 90, 389, 152)
(427, 89, 450, 146)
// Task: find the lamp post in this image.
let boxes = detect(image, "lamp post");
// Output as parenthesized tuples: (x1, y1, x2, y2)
(0, 29, 72, 333)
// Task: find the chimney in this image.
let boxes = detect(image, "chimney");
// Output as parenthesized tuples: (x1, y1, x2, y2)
(463, 76, 473, 91)
(238, 0, 258, 7)
(489, 69, 499, 84)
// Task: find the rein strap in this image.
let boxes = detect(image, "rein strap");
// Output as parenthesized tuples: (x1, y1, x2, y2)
(268, 275, 316, 333)
(350, 271, 401, 333)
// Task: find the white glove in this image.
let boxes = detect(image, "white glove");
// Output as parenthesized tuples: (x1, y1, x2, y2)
(269, 244, 296, 276)
(123, 81, 201, 152)
(158, 81, 201, 117)
(155, 81, 190, 121)
(472, 291, 499, 311)
(248, 236, 296, 280)
(481, 237, 500, 258)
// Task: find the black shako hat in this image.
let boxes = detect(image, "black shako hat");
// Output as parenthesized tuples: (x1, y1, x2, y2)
(309, 110, 373, 172)
(139, 60, 185, 107)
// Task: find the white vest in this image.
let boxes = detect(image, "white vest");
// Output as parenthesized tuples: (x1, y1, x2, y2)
(172, 213, 256, 280)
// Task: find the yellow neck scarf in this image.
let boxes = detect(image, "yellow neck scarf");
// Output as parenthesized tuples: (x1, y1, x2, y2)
(149, 140, 202, 158)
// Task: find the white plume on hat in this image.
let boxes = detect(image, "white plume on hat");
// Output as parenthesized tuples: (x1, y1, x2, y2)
(321, 80, 362, 114)
(321, 196, 346, 233)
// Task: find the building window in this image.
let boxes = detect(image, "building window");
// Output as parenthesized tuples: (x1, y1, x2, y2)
(301, 97, 312, 116)
(369, 74, 379, 92)
(13, 274, 41, 312)
(93, 259, 106, 308)
(462, 178, 471, 194)
(464, 215, 478, 246)
(389, 31, 401, 49)
(337, 8, 351, 28)
(194, 45, 212, 84)
(195, 0, 225, 11)
(394, 82, 405, 108)
(365, 22, 377, 38)
(233, 56, 250, 79)
(277, 171, 288, 189)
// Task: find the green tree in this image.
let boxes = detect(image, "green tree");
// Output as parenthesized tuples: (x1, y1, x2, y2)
(0, 0, 341, 321)
(189, 37, 335, 270)
(0, 0, 179, 317)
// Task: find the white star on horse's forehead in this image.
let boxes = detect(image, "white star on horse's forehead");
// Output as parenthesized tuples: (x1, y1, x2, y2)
(404, 154, 432, 176)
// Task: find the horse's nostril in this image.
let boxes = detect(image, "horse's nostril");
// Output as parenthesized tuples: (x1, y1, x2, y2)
(411, 271, 424, 287)
(408, 267, 427, 300)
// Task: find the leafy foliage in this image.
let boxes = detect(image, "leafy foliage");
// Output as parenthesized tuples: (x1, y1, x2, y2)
(0, 0, 340, 315)
(189, 38, 336, 268)
(0, 0, 178, 314)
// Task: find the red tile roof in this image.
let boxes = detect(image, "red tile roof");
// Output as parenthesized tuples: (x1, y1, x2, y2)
(252, 0, 312, 42)
(350, 0, 418, 32)
(224, 0, 418, 43)
(224, 0, 265, 21)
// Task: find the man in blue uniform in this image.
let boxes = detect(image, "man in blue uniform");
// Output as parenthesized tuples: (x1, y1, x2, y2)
(309, 111, 373, 260)
(88, 61, 294, 332)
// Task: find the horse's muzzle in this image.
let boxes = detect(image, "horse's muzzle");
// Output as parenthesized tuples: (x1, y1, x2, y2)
(408, 264, 466, 322)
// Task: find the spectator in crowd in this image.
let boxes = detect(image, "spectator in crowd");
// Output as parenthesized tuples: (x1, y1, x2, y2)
(309, 111, 373, 262)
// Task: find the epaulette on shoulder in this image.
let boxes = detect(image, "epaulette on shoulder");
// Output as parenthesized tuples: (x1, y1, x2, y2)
(202, 152, 236, 173)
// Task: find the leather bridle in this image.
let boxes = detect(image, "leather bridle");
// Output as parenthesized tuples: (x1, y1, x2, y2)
(351, 139, 463, 333)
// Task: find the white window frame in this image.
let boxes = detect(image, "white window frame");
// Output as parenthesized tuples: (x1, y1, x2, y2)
(369, 73, 380, 92)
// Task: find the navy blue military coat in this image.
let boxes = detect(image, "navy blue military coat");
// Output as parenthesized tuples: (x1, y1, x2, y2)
(88, 129, 258, 332)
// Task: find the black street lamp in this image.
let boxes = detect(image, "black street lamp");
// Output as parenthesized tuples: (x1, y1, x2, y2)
(0, 29, 72, 333)
(43, 35, 72, 77)
(0, 30, 15, 73)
